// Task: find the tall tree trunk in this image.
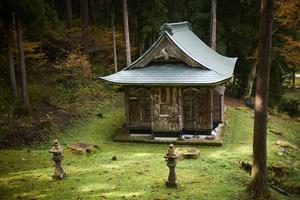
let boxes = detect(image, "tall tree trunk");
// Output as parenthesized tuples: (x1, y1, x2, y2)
(81, 0, 89, 53)
(210, 0, 217, 50)
(111, 0, 118, 72)
(5, 15, 17, 100)
(66, 0, 72, 31)
(137, 0, 144, 56)
(123, 0, 131, 66)
(106, 2, 110, 29)
(51, 0, 54, 8)
(15, 14, 29, 112)
(244, 61, 257, 98)
(291, 68, 296, 89)
(248, 0, 274, 199)
(89, 0, 97, 25)
(139, 38, 145, 56)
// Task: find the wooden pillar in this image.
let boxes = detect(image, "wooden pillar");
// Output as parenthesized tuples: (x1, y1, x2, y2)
(220, 87, 225, 122)
(150, 88, 155, 136)
(124, 87, 129, 127)
(178, 87, 183, 131)
(212, 86, 225, 123)
(210, 87, 213, 129)
(217, 85, 226, 123)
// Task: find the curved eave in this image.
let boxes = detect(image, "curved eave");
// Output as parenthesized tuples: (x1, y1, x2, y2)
(100, 63, 232, 86)
(165, 31, 237, 77)
(99, 76, 232, 86)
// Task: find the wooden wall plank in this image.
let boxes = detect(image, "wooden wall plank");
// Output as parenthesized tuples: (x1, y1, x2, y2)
(127, 87, 151, 128)
(183, 87, 212, 130)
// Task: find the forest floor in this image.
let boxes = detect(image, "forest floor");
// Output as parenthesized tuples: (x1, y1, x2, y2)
(0, 98, 300, 200)
(0, 66, 116, 148)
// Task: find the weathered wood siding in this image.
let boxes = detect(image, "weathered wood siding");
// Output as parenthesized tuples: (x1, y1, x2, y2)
(212, 86, 225, 123)
(213, 91, 221, 123)
(152, 87, 181, 132)
(183, 87, 212, 130)
(126, 87, 151, 129)
(124, 86, 216, 134)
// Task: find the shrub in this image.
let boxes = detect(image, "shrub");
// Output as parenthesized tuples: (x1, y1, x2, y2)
(59, 51, 92, 77)
(279, 97, 300, 117)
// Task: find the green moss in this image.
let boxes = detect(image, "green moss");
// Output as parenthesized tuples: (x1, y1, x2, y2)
(0, 106, 300, 199)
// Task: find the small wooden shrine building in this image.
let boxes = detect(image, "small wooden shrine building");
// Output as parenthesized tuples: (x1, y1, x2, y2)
(101, 22, 237, 139)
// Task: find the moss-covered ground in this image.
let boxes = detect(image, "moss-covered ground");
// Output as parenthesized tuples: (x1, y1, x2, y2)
(0, 101, 300, 200)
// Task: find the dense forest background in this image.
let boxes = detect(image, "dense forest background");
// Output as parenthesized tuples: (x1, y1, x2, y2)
(0, 0, 299, 147)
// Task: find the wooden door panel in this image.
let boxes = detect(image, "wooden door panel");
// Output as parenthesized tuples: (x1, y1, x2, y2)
(183, 88, 211, 130)
(128, 88, 151, 128)
(129, 98, 139, 127)
(153, 87, 180, 132)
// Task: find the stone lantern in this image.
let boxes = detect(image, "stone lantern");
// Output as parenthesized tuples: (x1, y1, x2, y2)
(49, 139, 66, 179)
(164, 143, 179, 188)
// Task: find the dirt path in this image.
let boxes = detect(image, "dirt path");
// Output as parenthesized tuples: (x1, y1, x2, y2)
(225, 95, 244, 107)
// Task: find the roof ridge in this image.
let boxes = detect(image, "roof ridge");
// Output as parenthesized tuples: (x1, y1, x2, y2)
(160, 21, 192, 35)
(123, 21, 237, 77)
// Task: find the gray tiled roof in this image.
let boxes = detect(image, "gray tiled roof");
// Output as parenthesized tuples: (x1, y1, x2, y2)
(100, 21, 237, 85)
(163, 22, 237, 76)
(101, 63, 230, 85)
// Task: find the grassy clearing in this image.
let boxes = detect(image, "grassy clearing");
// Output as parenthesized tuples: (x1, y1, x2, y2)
(0, 104, 300, 200)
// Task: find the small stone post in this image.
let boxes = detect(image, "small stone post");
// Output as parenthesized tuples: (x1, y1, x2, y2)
(164, 143, 179, 188)
(49, 139, 66, 179)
